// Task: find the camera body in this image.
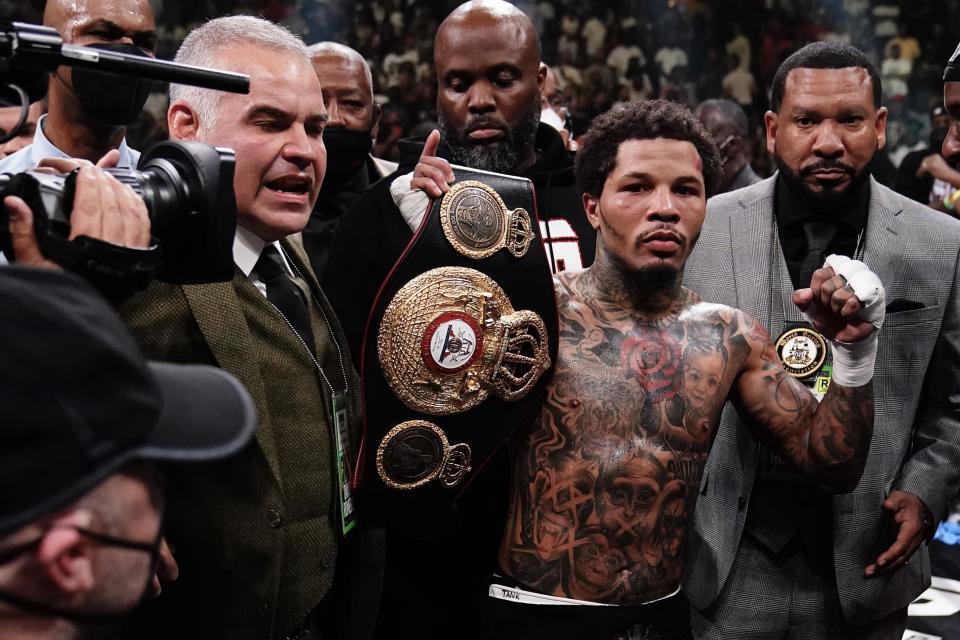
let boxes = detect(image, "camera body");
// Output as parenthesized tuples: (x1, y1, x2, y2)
(0, 141, 237, 290)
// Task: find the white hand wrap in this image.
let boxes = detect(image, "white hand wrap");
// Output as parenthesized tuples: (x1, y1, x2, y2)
(821, 254, 886, 388)
(389, 171, 431, 231)
(823, 255, 885, 330)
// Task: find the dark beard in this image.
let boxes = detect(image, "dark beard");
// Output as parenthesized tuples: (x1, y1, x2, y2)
(437, 102, 541, 174)
(627, 263, 681, 298)
(774, 150, 874, 214)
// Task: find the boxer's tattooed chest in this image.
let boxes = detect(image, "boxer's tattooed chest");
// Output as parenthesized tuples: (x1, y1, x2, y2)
(502, 277, 752, 604)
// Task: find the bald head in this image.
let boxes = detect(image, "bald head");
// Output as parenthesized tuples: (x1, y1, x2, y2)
(308, 42, 373, 92)
(695, 99, 752, 189)
(432, 0, 545, 173)
(306, 41, 376, 132)
(435, 0, 540, 65)
(44, 0, 156, 49)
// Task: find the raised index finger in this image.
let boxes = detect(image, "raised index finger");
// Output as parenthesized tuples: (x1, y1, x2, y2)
(422, 129, 441, 159)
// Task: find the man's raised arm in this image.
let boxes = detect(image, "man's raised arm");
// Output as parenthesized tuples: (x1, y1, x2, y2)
(732, 256, 885, 493)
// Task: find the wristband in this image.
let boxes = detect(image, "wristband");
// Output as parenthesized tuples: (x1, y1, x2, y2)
(945, 189, 960, 211)
(389, 172, 431, 231)
(830, 332, 877, 387)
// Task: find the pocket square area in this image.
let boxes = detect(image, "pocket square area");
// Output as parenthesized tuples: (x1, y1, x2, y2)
(885, 299, 926, 313)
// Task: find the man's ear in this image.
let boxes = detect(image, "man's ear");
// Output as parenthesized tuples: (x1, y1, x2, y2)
(168, 100, 202, 141)
(763, 110, 778, 157)
(583, 192, 602, 231)
(370, 103, 382, 141)
(36, 510, 95, 596)
(875, 106, 889, 150)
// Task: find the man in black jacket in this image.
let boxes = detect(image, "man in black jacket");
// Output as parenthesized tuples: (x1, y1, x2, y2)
(301, 42, 396, 280)
(322, 0, 592, 368)
(321, 2, 593, 638)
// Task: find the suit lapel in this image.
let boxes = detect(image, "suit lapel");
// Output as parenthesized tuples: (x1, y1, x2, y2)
(729, 182, 778, 327)
(862, 179, 907, 300)
(182, 274, 282, 482)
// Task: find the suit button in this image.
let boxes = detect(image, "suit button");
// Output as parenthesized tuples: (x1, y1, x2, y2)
(737, 497, 746, 510)
(259, 601, 270, 616)
(268, 509, 283, 529)
(321, 554, 335, 569)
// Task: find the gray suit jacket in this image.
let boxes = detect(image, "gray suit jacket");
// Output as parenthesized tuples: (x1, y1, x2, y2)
(682, 176, 960, 625)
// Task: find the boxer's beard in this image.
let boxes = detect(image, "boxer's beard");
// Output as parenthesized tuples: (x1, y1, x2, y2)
(775, 148, 874, 214)
(438, 101, 541, 174)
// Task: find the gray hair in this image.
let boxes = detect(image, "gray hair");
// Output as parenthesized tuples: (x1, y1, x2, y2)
(170, 16, 310, 130)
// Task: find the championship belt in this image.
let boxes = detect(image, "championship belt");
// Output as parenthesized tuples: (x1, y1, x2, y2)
(358, 168, 558, 529)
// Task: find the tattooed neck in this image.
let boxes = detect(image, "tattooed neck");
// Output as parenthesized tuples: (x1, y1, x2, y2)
(582, 245, 687, 319)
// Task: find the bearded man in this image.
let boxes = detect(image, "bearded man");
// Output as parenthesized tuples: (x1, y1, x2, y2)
(684, 41, 960, 640)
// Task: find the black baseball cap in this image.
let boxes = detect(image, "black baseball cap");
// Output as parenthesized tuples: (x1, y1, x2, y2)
(0, 267, 256, 535)
(945, 42, 960, 82)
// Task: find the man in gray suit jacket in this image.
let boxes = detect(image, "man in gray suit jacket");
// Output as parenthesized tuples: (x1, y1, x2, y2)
(684, 42, 960, 639)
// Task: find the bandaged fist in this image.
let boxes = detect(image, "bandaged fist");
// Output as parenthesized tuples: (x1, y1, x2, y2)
(793, 255, 885, 343)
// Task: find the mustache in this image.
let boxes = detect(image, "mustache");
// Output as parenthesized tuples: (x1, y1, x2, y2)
(634, 224, 686, 248)
(800, 159, 854, 177)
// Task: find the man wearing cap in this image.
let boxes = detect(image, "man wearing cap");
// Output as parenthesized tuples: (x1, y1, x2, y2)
(0, 266, 254, 639)
(118, 15, 377, 640)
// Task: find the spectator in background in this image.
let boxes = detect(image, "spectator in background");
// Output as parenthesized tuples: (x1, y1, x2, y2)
(540, 63, 577, 151)
(721, 54, 757, 121)
(696, 98, 761, 193)
(581, 13, 607, 58)
(382, 34, 418, 89)
(0, 0, 156, 172)
(898, 105, 960, 212)
(726, 22, 751, 71)
(881, 43, 912, 100)
(607, 31, 645, 85)
(885, 22, 921, 65)
(655, 33, 689, 86)
(301, 42, 397, 280)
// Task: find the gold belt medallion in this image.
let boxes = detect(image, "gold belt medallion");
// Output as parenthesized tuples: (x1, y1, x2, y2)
(378, 266, 551, 415)
(775, 326, 828, 378)
(439, 181, 535, 259)
(376, 420, 472, 490)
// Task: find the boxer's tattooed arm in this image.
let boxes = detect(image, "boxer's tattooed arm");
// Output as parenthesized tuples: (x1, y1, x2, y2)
(731, 312, 873, 493)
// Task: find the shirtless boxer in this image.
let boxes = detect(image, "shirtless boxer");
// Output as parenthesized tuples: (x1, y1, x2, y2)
(405, 99, 883, 640)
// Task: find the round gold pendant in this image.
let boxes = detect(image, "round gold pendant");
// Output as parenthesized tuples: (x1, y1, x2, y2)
(376, 420, 472, 490)
(775, 326, 828, 379)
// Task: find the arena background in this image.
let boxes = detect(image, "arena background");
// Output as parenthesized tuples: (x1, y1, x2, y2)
(6, 0, 960, 636)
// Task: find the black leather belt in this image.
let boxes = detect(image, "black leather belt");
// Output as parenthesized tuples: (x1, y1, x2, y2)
(357, 167, 559, 534)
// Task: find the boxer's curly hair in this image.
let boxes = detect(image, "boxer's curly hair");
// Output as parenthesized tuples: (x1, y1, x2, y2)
(575, 99, 722, 199)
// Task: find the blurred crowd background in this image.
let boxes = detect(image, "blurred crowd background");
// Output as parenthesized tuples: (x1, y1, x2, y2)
(5, 0, 957, 180)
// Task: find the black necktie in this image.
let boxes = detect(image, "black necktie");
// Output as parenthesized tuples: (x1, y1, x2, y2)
(254, 245, 316, 355)
(797, 220, 837, 289)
